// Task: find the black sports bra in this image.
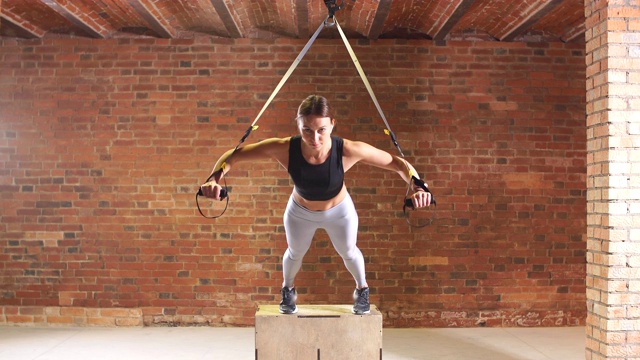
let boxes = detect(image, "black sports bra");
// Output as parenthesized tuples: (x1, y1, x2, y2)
(287, 135, 345, 201)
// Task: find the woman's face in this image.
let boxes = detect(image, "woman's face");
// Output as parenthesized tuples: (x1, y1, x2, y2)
(298, 115, 334, 150)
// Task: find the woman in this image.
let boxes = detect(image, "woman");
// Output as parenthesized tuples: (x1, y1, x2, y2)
(200, 95, 432, 315)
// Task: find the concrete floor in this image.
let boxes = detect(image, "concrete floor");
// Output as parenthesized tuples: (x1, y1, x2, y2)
(0, 325, 584, 360)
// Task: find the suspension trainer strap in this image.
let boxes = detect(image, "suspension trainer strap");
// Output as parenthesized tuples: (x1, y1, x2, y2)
(249, 17, 329, 131)
(198, 12, 436, 226)
(196, 17, 331, 219)
(334, 18, 436, 227)
(333, 18, 404, 157)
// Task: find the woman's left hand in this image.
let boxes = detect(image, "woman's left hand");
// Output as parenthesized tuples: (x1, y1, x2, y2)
(410, 190, 432, 208)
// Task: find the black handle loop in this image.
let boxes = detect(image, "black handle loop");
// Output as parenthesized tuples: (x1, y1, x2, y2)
(196, 171, 230, 219)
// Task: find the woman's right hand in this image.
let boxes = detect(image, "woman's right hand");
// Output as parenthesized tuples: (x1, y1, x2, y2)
(199, 180, 225, 200)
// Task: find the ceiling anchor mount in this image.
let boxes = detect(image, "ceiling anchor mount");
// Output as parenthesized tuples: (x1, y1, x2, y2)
(323, 0, 353, 27)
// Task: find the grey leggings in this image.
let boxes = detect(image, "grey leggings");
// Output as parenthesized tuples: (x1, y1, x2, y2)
(282, 192, 366, 288)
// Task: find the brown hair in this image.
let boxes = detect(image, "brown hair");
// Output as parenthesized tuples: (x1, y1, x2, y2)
(296, 95, 333, 123)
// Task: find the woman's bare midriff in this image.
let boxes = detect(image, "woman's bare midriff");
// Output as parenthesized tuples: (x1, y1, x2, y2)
(292, 184, 347, 211)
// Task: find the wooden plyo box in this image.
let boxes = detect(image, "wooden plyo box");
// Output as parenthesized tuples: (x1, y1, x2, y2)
(255, 304, 382, 360)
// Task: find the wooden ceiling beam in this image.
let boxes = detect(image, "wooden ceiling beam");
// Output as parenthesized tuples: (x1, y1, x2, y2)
(367, 0, 392, 40)
(433, 0, 477, 42)
(210, 0, 242, 38)
(0, 8, 46, 38)
(40, 0, 114, 38)
(128, 0, 176, 38)
(295, 0, 309, 39)
(499, 0, 563, 42)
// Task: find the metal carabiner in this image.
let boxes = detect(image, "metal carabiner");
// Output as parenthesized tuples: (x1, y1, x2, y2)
(324, 16, 336, 27)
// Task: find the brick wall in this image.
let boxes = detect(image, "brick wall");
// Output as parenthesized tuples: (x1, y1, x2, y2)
(585, 0, 640, 358)
(0, 36, 586, 327)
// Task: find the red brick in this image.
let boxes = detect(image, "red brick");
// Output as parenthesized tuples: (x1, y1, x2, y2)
(0, 36, 586, 328)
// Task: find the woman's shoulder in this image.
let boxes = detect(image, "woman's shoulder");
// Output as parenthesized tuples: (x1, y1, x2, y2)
(341, 138, 365, 153)
(243, 137, 292, 164)
(341, 138, 385, 160)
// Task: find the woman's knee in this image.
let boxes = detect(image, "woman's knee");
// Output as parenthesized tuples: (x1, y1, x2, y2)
(285, 246, 309, 261)
(336, 245, 362, 261)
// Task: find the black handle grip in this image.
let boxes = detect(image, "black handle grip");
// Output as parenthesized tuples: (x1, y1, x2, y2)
(196, 188, 228, 199)
(404, 196, 436, 209)
(407, 176, 436, 208)
(404, 198, 413, 208)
